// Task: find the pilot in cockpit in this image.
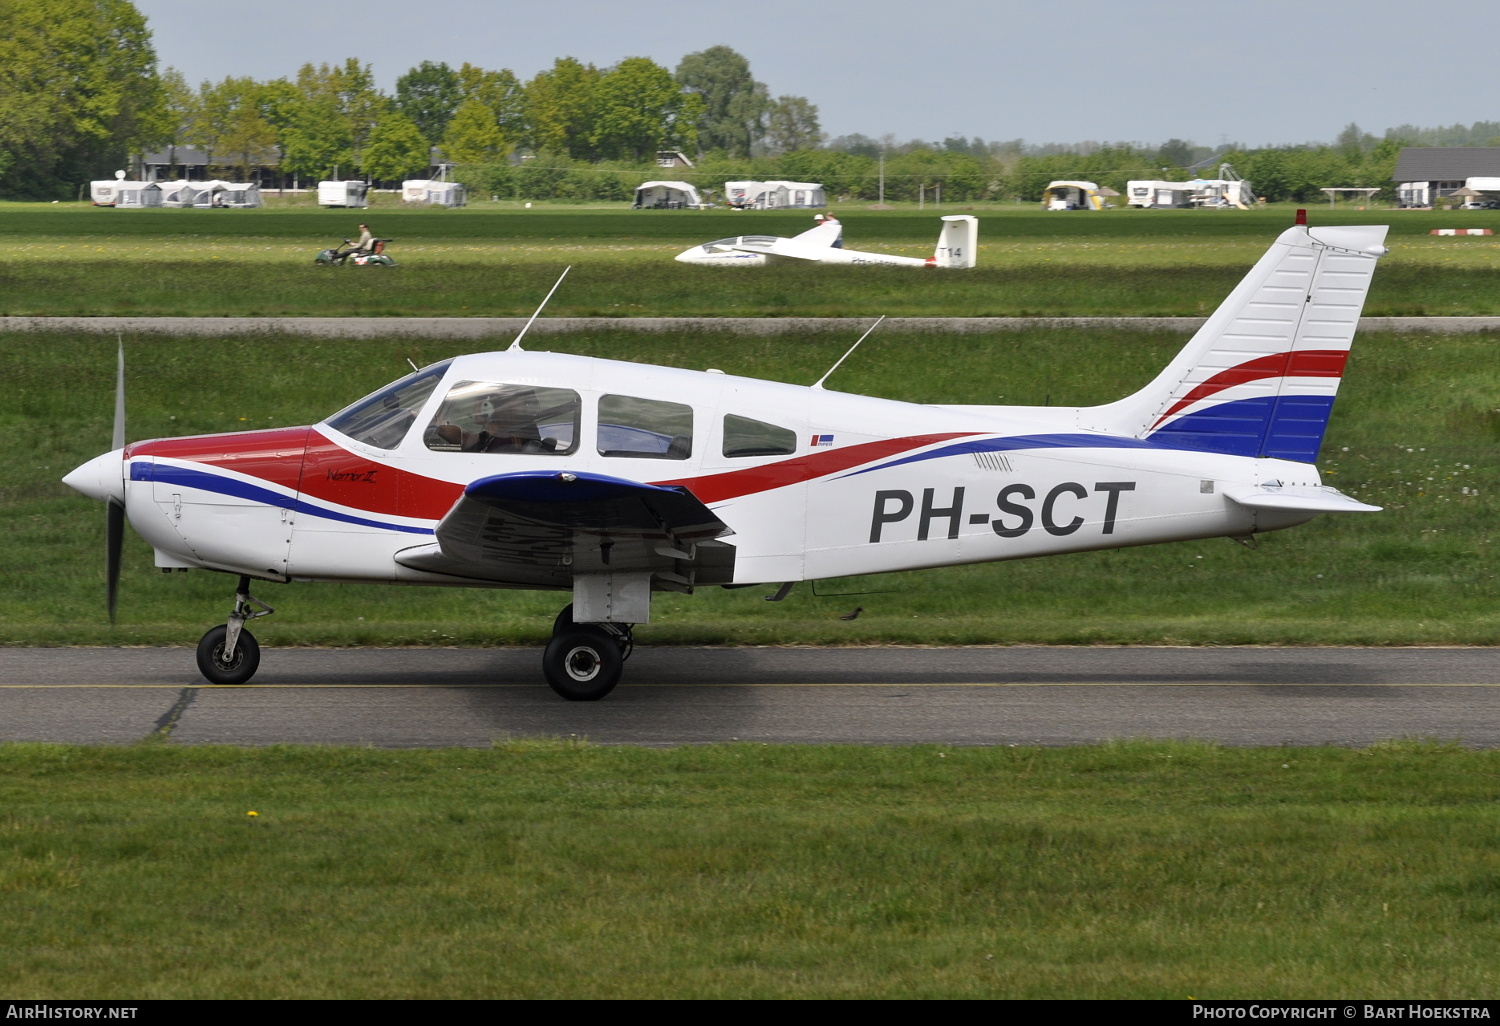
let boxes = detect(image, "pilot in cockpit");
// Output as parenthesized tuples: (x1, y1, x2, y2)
(434, 388, 552, 453)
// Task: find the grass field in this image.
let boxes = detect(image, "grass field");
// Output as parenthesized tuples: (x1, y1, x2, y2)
(3, 740, 1498, 999)
(4, 201, 1496, 1001)
(3, 326, 1495, 647)
(2, 202, 1499, 316)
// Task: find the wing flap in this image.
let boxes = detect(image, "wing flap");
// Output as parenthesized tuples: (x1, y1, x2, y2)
(395, 471, 736, 587)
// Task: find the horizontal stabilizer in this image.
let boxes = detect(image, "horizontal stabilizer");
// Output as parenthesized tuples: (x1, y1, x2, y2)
(1223, 483, 1381, 514)
(395, 471, 735, 588)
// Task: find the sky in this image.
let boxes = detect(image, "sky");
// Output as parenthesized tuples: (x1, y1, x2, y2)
(135, 0, 1500, 149)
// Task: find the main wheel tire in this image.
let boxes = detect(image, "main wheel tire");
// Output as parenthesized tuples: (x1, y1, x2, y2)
(195, 625, 261, 685)
(543, 627, 622, 701)
(552, 605, 632, 659)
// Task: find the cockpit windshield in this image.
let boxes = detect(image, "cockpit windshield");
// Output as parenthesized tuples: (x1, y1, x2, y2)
(324, 360, 452, 449)
(701, 235, 777, 253)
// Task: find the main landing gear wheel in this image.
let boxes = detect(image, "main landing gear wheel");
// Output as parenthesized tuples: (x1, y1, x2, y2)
(196, 624, 261, 685)
(543, 627, 623, 701)
(552, 604, 634, 662)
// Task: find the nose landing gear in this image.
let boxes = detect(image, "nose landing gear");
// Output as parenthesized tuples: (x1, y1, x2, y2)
(543, 604, 634, 701)
(196, 575, 274, 685)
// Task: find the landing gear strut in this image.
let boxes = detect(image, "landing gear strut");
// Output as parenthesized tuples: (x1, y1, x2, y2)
(195, 575, 274, 685)
(543, 604, 633, 701)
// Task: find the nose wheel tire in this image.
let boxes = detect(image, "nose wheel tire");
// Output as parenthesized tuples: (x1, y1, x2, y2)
(543, 627, 623, 701)
(196, 625, 261, 686)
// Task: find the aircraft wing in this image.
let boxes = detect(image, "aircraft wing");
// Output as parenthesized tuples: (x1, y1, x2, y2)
(789, 218, 843, 247)
(726, 238, 829, 262)
(394, 470, 736, 589)
(1223, 484, 1381, 513)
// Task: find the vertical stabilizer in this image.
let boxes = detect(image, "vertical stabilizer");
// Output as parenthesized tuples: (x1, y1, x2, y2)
(1082, 222, 1388, 463)
(934, 215, 978, 268)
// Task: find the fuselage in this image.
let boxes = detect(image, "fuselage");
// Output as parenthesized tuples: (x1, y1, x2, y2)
(96, 349, 1317, 589)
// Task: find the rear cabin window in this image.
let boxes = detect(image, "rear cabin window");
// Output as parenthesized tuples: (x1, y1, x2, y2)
(722, 414, 797, 458)
(324, 361, 451, 450)
(424, 380, 580, 455)
(597, 395, 693, 459)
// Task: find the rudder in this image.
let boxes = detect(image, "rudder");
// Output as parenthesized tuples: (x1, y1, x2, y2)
(934, 215, 978, 268)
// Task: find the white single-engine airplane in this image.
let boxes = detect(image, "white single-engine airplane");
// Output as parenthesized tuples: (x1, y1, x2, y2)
(675, 213, 978, 268)
(65, 214, 1386, 700)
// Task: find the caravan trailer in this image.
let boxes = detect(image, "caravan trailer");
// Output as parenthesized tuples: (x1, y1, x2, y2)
(1396, 182, 1430, 208)
(633, 180, 706, 209)
(114, 182, 162, 208)
(219, 183, 262, 208)
(318, 181, 370, 208)
(186, 181, 229, 207)
(1464, 177, 1500, 209)
(401, 180, 468, 206)
(1126, 181, 1196, 208)
(724, 180, 825, 209)
(1041, 181, 1104, 211)
(90, 181, 123, 206)
(158, 180, 198, 207)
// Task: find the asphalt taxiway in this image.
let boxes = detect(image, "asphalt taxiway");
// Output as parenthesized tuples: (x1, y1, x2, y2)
(3, 646, 1499, 748)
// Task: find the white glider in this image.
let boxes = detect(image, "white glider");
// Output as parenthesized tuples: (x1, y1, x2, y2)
(676, 214, 977, 268)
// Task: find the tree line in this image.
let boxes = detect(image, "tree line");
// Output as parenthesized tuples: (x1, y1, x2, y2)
(0, 1, 822, 199)
(0, 0, 1490, 202)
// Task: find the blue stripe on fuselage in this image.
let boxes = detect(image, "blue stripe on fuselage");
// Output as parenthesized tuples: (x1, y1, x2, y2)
(835, 433, 1165, 479)
(132, 461, 434, 535)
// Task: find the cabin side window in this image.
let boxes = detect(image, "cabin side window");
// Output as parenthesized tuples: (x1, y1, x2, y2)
(722, 414, 797, 458)
(597, 395, 693, 459)
(424, 380, 580, 455)
(324, 361, 451, 450)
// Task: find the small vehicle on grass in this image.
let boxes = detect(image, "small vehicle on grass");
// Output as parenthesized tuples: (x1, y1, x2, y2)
(315, 238, 396, 266)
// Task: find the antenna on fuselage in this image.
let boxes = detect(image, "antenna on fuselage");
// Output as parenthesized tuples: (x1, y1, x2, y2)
(811, 315, 885, 390)
(508, 266, 572, 352)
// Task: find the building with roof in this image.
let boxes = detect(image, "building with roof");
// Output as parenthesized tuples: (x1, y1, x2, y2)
(1392, 148, 1500, 207)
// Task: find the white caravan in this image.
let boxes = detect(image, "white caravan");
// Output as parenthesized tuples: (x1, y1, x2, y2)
(402, 180, 467, 206)
(318, 181, 370, 208)
(1126, 181, 1196, 209)
(724, 181, 826, 209)
(676, 214, 977, 268)
(633, 181, 706, 209)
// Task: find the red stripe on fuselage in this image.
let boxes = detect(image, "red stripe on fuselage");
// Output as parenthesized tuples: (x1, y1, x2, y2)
(298, 431, 463, 521)
(125, 426, 465, 522)
(1151, 350, 1348, 429)
(125, 428, 982, 521)
(653, 433, 977, 504)
(126, 427, 311, 491)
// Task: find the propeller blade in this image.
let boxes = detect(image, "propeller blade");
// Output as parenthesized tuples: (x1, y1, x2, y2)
(106, 499, 124, 624)
(112, 337, 125, 451)
(108, 338, 126, 623)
